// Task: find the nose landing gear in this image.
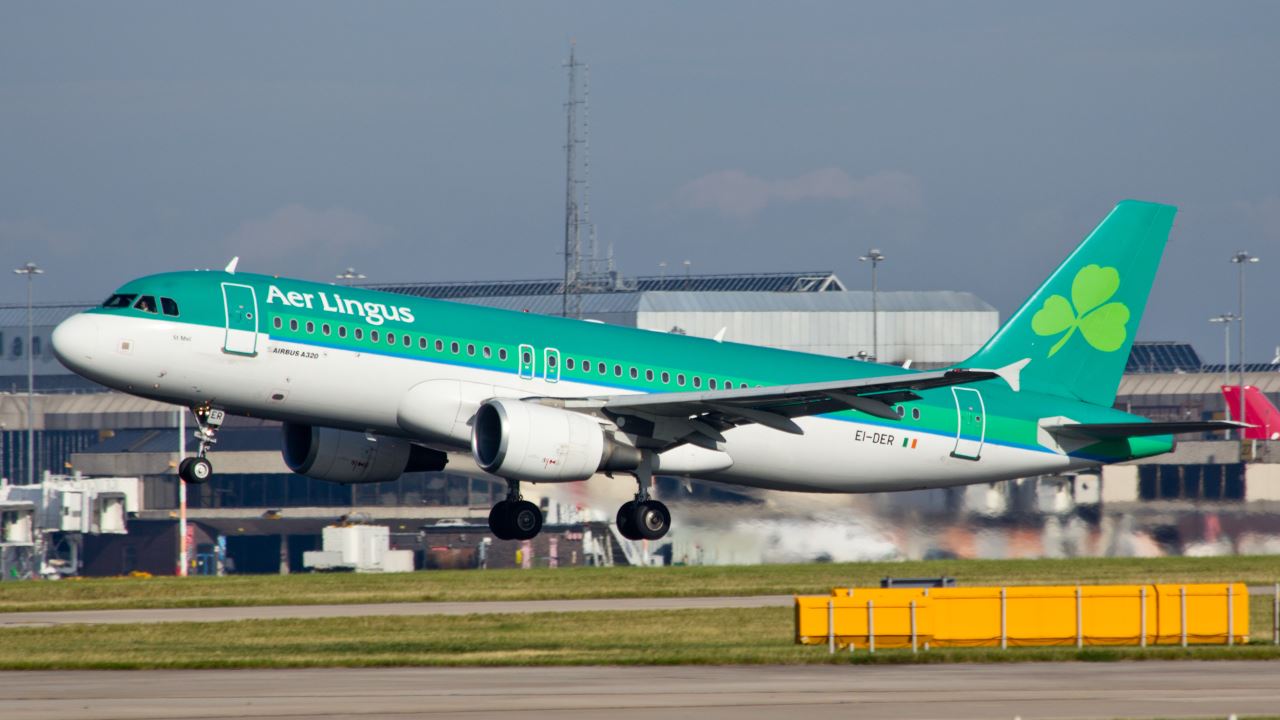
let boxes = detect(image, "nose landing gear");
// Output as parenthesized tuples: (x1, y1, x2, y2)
(178, 406, 224, 485)
(487, 480, 543, 541)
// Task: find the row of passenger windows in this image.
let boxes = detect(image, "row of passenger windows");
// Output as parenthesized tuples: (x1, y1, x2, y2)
(268, 313, 925, 418)
(102, 293, 180, 317)
(272, 315, 509, 361)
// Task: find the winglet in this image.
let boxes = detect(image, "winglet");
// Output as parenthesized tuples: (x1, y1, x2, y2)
(995, 358, 1030, 393)
(225, 256, 240, 274)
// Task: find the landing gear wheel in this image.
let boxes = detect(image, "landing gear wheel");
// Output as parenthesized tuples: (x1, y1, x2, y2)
(630, 500, 670, 541)
(178, 456, 212, 484)
(508, 500, 543, 541)
(616, 501, 640, 540)
(488, 501, 514, 540)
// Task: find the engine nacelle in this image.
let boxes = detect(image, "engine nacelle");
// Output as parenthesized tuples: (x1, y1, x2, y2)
(471, 398, 641, 482)
(282, 423, 447, 484)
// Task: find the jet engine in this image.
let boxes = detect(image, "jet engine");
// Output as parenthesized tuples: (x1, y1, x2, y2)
(282, 423, 447, 484)
(471, 398, 641, 482)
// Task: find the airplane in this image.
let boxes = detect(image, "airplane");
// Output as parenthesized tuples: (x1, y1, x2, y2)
(1222, 385, 1280, 441)
(51, 200, 1241, 542)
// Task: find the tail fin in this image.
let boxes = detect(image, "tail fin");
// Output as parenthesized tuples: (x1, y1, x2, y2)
(1223, 386, 1280, 440)
(963, 200, 1176, 407)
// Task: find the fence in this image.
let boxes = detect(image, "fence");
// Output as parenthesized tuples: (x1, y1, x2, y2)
(796, 583, 1251, 652)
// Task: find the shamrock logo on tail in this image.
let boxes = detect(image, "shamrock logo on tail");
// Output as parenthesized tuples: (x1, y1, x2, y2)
(1031, 264, 1130, 357)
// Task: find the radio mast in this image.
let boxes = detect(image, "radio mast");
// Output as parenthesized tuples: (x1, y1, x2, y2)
(562, 43, 585, 318)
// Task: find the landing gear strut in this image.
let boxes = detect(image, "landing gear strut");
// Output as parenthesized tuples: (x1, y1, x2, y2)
(178, 406, 223, 485)
(616, 452, 671, 541)
(488, 480, 543, 541)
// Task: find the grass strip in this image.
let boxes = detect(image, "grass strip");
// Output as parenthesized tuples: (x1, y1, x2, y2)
(2, 606, 1280, 670)
(2, 556, 1279, 613)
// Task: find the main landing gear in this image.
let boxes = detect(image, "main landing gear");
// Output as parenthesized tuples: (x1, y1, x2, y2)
(616, 453, 670, 541)
(488, 480, 543, 541)
(178, 406, 224, 485)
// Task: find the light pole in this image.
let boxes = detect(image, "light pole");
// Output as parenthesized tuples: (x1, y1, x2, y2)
(1209, 313, 1238, 437)
(13, 262, 43, 485)
(1231, 251, 1259, 443)
(335, 268, 366, 286)
(859, 248, 885, 362)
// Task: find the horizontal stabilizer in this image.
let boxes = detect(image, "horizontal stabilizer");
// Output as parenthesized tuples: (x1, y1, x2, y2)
(1044, 420, 1248, 439)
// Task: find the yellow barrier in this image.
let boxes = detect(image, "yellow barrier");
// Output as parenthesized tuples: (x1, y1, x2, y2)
(798, 583, 1248, 651)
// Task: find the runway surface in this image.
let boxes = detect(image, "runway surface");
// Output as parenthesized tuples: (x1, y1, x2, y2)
(4, 662, 1278, 719)
(0, 594, 793, 627)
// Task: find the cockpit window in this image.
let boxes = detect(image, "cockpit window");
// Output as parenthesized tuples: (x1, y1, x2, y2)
(161, 297, 180, 316)
(133, 295, 158, 313)
(102, 294, 137, 308)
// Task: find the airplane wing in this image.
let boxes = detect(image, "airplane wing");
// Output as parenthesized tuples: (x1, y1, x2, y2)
(1043, 420, 1248, 439)
(550, 368, 1002, 450)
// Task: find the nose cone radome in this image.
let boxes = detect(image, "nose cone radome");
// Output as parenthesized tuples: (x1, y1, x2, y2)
(51, 313, 100, 376)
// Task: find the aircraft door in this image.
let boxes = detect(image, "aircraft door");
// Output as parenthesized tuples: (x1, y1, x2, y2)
(543, 347, 560, 383)
(517, 343, 535, 379)
(221, 282, 259, 356)
(950, 387, 985, 460)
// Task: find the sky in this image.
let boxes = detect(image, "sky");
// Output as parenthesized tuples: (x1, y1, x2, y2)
(2, 1, 1278, 363)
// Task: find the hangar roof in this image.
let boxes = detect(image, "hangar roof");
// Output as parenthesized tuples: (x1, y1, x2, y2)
(457, 290, 996, 316)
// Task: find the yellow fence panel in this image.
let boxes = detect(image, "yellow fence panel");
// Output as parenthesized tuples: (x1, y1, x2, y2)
(796, 582, 1249, 650)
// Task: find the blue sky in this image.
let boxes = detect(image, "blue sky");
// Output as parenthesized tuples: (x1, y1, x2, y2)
(2, 1, 1278, 362)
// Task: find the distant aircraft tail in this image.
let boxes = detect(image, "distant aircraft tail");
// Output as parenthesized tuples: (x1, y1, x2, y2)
(1222, 386, 1280, 440)
(962, 200, 1176, 407)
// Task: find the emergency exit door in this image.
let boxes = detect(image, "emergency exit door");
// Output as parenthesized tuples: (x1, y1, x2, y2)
(221, 283, 259, 356)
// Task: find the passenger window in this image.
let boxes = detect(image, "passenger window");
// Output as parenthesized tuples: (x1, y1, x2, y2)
(338, 326, 347, 338)
(566, 358, 575, 370)
(522, 349, 532, 364)
(677, 373, 685, 386)
(133, 295, 158, 313)
(693, 377, 702, 388)
(896, 406, 905, 417)
(499, 348, 508, 361)
(403, 335, 411, 347)
(289, 319, 299, 331)
(102, 294, 137, 308)
(912, 408, 921, 420)
(306, 321, 315, 334)
(598, 362, 606, 374)
(451, 341, 460, 354)
(386, 333, 395, 344)
(645, 369, 654, 381)
(614, 364, 622, 377)
(467, 343, 475, 356)
(661, 371, 670, 384)
(483, 346, 492, 358)
(629, 367, 638, 379)
(579, 358, 588, 370)
(273, 317, 283, 330)
(371, 330, 380, 342)
(354, 328, 363, 341)
(436, 339, 444, 352)
(322, 324, 331, 336)
(419, 337, 427, 349)
(709, 379, 717, 389)
(161, 298, 180, 316)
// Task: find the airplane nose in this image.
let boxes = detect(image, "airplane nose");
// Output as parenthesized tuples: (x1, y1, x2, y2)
(51, 313, 100, 373)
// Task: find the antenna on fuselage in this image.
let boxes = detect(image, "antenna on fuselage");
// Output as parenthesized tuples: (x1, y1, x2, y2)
(225, 257, 240, 274)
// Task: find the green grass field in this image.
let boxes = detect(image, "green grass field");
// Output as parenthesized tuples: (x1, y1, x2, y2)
(2, 556, 1278, 669)
(2, 606, 1279, 670)
(2, 555, 1279, 613)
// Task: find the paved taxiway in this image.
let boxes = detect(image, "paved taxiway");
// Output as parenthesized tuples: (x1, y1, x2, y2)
(0, 595, 793, 627)
(4, 662, 1278, 719)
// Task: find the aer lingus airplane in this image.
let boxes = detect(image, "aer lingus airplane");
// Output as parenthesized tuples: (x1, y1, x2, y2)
(51, 200, 1239, 542)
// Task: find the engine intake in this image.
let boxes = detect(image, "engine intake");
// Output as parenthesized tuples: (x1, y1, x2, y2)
(472, 398, 640, 482)
(282, 423, 446, 484)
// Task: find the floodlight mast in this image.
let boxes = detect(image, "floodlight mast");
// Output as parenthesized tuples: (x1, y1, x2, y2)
(1231, 251, 1259, 445)
(13, 262, 43, 485)
(858, 249, 885, 362)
